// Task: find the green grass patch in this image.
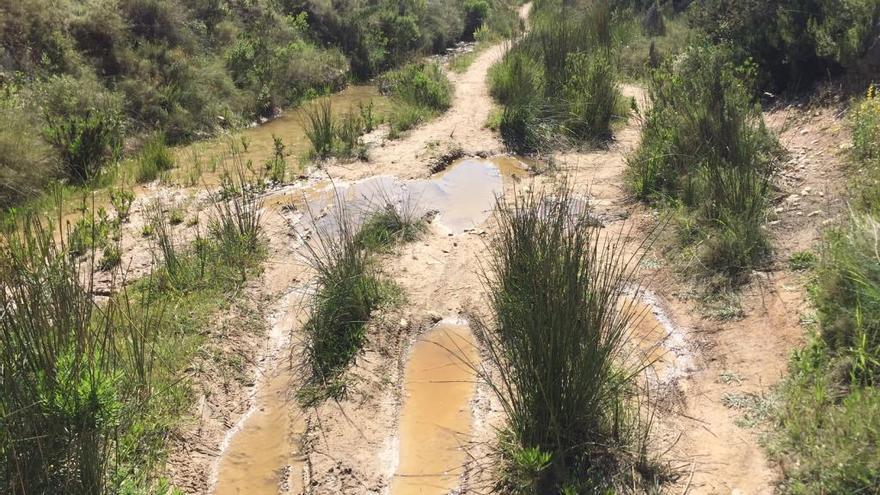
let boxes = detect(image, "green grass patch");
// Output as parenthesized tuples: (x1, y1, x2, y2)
(0, 173, 265, 493)
(487, 0, 629, 153)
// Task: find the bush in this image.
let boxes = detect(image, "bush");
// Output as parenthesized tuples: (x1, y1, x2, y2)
(135, 133, 175, 183)
(0, 215, 152, 494)
(45, 111, 123, 183)
(561, 51, 622, 142)
(488, 0, 626, 152)
(690, 0, 880, 92)
(627, 46, 779, 280)
(488, 50, 544, 106)
(301, 203, 393, 385)
(0, 99, 56, 207)
(383, 62, 453, 112)
(355, 201, 426, 251)
(476, 184, 657, 492)
(304, 98, 335, 159)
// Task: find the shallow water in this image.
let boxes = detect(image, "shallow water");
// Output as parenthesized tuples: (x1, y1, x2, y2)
(172, 85, 390, 187)
(285, 156, 525, 236)
(391, 320, 479, 495)
(212, 366, 305, 495)
(628, 293, 692, 383)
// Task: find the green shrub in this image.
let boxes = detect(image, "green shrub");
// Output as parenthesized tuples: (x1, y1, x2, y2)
(690, 0, 880, 91)
(489, 0, 625, 152)
(388, 104, 432, 139)
(45, 111, 123, 183)
(476, 184, 658, 492)
(383, 62, 453, 112)
(109, 188, 135, 223)
(0, 215, 153, 494)
(98, 243, 122, 271)
(355, 202, 426, 251)
(136, 134, 175, 183)
(789, 250, 817, 271)
(0, 99, 56, 207)
(489, 50, 544, 106)
(500, 103, 542, 154)
(561, 51, 622, 142)
(265, 135, 287, 183)
(464, 0, 491, 40)
(334, 110, 364, 158)
(627, 46, 779, 280)
(67, 208, 113, 257)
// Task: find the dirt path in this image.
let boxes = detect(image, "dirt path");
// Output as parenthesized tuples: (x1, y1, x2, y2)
(156, 0, 853, 491)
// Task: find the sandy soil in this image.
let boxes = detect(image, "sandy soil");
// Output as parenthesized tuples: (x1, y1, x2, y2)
(145, 1, 856, 492)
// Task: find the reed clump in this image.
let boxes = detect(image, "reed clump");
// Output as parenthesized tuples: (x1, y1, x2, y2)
(476, 183, 661, 492)
(488, 0, 628, 153)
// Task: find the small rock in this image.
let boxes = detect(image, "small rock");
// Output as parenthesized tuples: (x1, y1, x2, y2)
(785, 194, 800, 203)
(807, 210, 823, 217)
(799, 129, 809, 135)
(398, 318, 409, 328)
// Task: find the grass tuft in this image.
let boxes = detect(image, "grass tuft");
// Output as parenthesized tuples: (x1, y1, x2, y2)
(476, 182, 663, 492)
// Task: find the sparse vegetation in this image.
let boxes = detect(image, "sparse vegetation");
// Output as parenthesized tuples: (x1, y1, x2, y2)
(475, 184, 661, 492)
(770, 85, 880, 493)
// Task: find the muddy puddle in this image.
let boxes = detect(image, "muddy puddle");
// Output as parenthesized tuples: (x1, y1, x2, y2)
(212, 366, 305, 495)
(173, 85, 390, 187)
(392, 320, 479, 495)
(628, 292, 692, 384)
(282, 156, 527, 235)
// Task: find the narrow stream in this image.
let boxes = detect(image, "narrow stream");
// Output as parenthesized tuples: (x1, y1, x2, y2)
(391, 320, 479, 495)
(172, 85, 391, 187)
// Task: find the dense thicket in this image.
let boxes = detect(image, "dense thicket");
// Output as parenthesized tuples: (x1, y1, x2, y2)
(689, 0, 880, 92)
(0, 0, 517, 207)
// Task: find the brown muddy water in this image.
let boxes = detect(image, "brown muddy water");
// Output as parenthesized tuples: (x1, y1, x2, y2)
(391, 320, 479, 495)
(212, 367, 306, 495)
(172, 85, 390, 187)
(628, 292, 693, 384)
